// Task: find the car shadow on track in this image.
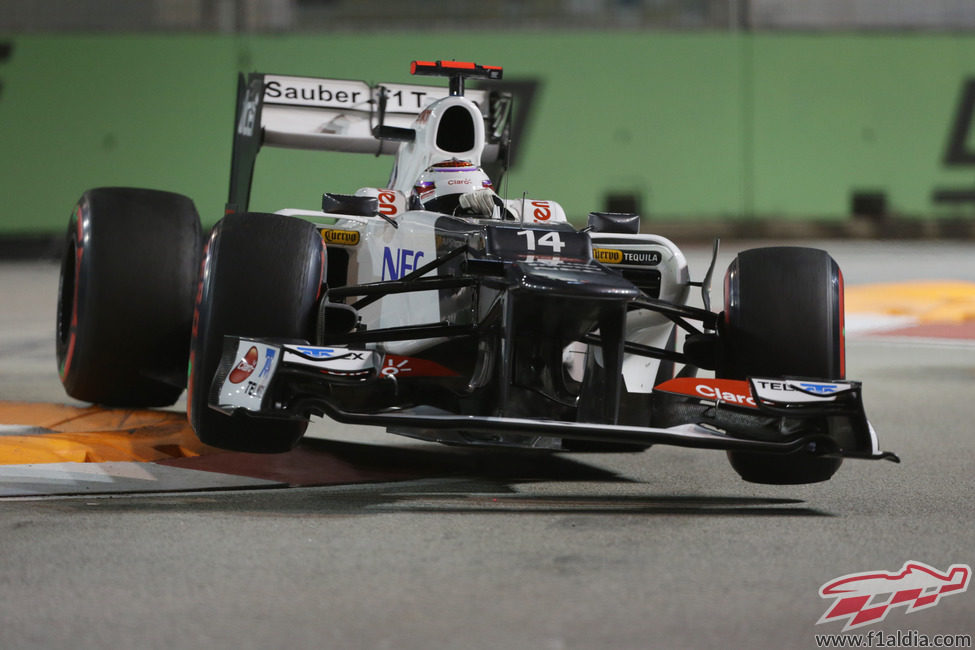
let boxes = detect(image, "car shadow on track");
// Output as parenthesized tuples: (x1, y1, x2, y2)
(38, 436, 832, 518)
(27, 485, 829, 518)
(368, 493, 828, 517)
(156, 434, 633, 484)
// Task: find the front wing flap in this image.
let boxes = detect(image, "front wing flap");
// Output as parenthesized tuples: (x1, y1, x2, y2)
(652, 377, 895, 461)
(210, 337, 898, 462)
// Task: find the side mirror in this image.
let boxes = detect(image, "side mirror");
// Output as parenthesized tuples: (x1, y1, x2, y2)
(587, 211, 640, 234)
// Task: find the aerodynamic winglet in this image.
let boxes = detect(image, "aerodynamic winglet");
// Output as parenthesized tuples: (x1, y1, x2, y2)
(410, 60, 503, 96)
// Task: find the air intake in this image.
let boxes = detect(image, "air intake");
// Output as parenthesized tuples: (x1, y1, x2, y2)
(436, 105, 475, 153)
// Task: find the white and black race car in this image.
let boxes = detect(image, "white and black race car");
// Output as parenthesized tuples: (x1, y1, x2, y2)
(56, 60, 897, 484)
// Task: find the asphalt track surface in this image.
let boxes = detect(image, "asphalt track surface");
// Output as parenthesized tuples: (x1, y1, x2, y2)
(1, 240, 974, 650)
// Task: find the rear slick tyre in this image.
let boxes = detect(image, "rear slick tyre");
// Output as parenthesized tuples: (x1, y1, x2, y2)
(721, 247, 845, 485)
(56, 187, 202, 407)
(188, 213, 325, 453)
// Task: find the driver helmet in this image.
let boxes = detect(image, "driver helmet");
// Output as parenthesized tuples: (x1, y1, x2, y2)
(412, 159, 494, 214)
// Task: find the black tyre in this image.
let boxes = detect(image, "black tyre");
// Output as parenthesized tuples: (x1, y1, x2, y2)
(56, 187, 202, 406)
(188, 212, 324, 453)
(720, 247, 845, 484)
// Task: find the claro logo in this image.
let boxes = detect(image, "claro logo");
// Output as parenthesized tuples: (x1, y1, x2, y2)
(653, 378, 756, 408)
(694, 382, 755, 407)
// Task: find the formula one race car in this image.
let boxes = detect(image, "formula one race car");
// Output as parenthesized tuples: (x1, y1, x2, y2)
(56, 60, 898, 484)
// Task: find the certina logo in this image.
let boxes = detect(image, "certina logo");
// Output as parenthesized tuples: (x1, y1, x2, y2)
(229, 346, 259, 384)
(320, 228, 360, 246)
(818, 561, 971, 631)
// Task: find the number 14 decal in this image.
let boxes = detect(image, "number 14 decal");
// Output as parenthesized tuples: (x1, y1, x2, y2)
(516, 229, 565, 254)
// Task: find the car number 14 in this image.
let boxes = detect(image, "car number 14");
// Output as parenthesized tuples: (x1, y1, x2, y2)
(516, 229, 565, 254)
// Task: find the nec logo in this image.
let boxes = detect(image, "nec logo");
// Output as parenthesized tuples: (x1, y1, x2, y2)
(382, 247, 425, 281)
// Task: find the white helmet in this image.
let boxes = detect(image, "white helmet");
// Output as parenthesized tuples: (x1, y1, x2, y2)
(412, 159, 494, 214)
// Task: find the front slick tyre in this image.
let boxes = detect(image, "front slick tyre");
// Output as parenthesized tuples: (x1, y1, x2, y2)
(721, 247, 845, 485)
(188, 213, 324, 453)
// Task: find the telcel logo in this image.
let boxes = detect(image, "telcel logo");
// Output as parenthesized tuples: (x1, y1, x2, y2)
(798, 382, 839, 394)
(294, 346, 335, 358)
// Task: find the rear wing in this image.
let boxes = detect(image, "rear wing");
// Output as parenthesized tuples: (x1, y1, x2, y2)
(227, 72, 512, 214)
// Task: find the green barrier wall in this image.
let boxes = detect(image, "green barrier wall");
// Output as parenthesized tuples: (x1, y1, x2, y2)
(1, 32, 974, 233)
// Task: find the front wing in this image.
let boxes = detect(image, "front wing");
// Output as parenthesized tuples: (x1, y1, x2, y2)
(210, 337, 899, 462)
